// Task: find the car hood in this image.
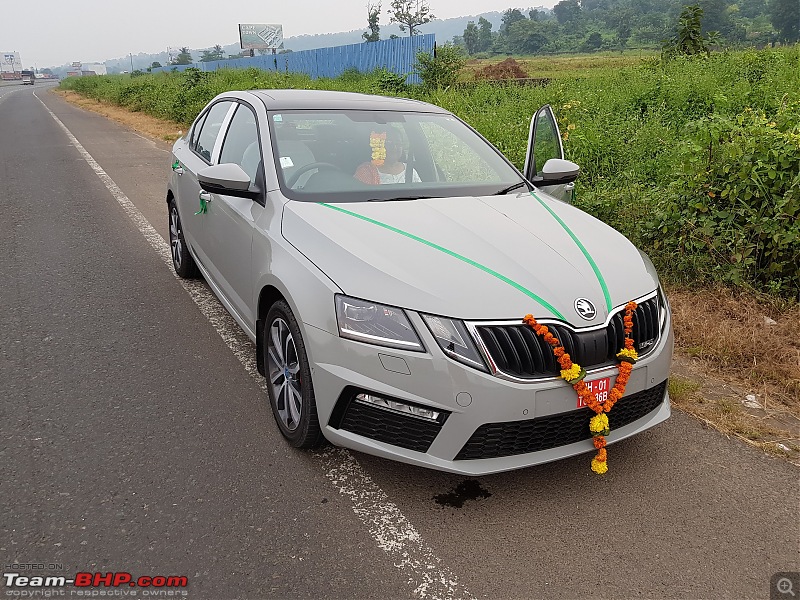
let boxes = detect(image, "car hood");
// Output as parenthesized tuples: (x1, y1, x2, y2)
(281, 193, 658, 325)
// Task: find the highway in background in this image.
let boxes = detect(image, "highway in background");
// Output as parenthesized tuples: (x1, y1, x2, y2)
(1, 86, 797, 600)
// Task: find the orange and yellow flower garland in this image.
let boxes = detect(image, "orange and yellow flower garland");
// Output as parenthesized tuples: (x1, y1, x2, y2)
(369, 131, 387, 166)
(523, 301, 639, 474)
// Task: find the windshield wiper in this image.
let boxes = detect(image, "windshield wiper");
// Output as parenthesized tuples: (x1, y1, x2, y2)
(493, 181, 529, 195)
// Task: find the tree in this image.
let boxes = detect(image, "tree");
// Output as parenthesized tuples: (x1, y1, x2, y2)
(477, 17, 493, 52)
(151, 61, 163, 69)
(696, 0, 732, 36)
(500, 8, 527, 32)
(770, 0, 799, 42)
(463, 21, 480, 54)
(553, 0, 582, 24)
(506, 20, 552, 54)
(582, 31, 604, 51)
(614, 10, 632, 49)
(388, 0, 435, 36)
(663, 5, 713, 57)
(199, 45, 225, 62)
(363, 3, 381, 42)
(172, 47, 193, 65)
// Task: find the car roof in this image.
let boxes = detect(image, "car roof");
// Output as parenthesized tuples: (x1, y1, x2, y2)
(249, 89, 450, 114)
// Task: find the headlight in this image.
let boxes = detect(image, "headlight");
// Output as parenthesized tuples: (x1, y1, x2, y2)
(421, 314, 488, 372)
(335, 295, 424, 351)
(657, 285, 670, 332)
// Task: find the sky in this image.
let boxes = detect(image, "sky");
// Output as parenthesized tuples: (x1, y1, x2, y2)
(2, 0, 558, 69)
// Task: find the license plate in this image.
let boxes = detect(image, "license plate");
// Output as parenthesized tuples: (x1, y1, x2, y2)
(577, 377, 610, 408)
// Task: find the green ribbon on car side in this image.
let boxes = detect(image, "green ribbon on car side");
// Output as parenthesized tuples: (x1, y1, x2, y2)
(195, 196, 207, 215)
(320, 202, 566, 320)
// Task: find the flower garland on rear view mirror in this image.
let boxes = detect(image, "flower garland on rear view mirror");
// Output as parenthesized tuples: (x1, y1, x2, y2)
(523, 301, 639, 475)
(370, 131, 386, 166)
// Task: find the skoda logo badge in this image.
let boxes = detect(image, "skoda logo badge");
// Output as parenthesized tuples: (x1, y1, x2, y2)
(574, 298, 597, 321)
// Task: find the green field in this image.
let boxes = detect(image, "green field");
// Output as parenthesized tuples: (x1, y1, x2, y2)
(60, 46, 800, 297)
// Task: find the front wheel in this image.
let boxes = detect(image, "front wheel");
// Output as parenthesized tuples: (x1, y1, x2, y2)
(264, 301, 325, 448)
(168, 199, 198, 278)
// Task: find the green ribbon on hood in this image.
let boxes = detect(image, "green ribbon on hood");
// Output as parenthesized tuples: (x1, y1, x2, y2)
(320, 202, 566, 320)
(529, 191, 612, 313)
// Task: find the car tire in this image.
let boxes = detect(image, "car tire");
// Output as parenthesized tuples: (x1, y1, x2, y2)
(168, 199, 198, 278)
(264, 301, 325, 449)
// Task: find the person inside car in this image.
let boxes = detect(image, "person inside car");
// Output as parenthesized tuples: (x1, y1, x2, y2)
(354, 127, 421, 185)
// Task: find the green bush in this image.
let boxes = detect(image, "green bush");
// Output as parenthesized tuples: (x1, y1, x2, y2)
(649, 103, 800, 295)
(415, 46, 466, 90)
(373, 67, 408, 95)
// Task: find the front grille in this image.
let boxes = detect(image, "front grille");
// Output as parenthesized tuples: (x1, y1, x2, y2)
(336, 395, 448, 453)
(476, 295, 661, 379)
(455, 380, 667, 460)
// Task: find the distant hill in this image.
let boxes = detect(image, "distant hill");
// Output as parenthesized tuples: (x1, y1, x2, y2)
(96, 9, 538, 73)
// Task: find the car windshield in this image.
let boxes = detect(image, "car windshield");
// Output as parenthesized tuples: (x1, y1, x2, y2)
(268, 110, 528, 202)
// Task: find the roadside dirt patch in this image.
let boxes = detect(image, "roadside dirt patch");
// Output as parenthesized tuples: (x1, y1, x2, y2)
(53, 89, 183, 146)
(667, 286, 800, 463)
(474, 58, 529, 80)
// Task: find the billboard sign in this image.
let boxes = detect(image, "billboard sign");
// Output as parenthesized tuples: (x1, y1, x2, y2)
(239, 24, 283, 49)
(1, 52, 23, 73)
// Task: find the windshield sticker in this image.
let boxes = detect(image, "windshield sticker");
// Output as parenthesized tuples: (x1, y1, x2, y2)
(273, 114, 283, 122)
(279, 156, 294, 169)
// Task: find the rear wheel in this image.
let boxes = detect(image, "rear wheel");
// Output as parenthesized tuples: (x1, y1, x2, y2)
(264, 301, 324, 448)
(168, 199, 198, 278)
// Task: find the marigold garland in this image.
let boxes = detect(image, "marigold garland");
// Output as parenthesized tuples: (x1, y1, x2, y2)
(523, 300, 638, 475)
(370, 131, 387, 166)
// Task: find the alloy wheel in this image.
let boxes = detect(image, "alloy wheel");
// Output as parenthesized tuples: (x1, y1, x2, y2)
(169, 206, 182, 270)
(267, 317, 302, 431)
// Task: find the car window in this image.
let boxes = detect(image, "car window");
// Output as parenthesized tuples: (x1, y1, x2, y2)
(219, 104, 261, 186)
(418, 121, 502, 183)
(195, 101, 233, 163)
(189, 112, 208, 152)
(269, 110, 523, 203)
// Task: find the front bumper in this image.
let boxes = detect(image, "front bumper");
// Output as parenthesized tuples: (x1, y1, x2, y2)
(303, 311, 673, 475)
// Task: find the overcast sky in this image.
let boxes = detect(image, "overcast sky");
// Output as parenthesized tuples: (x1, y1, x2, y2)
(3, 0, 558, 68)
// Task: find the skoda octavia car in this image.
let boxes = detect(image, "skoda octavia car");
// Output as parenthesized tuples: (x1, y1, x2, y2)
(167, 89, 673, 475)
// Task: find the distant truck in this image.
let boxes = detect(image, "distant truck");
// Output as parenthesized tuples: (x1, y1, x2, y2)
(21, 70, 35, 85)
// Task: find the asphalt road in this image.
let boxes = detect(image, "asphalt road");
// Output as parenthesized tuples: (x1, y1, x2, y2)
(1, 87, 798, 600)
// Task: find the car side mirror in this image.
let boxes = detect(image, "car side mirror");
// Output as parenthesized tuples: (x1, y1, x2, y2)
(532, 158, 580, 186)
(198, 163, 260, 200)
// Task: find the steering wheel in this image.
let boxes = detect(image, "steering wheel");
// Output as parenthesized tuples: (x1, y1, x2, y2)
(286, 162, 341, 188)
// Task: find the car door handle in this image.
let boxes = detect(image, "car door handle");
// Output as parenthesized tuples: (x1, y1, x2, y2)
(174, 167, 184, 175)
(199, 191, 212, 202)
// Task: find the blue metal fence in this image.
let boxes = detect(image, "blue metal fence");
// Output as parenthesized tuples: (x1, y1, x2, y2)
(152, 35, 435, 84)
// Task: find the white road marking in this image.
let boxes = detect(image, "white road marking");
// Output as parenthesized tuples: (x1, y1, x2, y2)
(34, 91, 473, 600)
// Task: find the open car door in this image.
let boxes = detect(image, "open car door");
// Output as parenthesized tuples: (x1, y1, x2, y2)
(523, 105, 580, 203)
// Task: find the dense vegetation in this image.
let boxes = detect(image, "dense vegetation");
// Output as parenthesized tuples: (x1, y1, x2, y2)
(454, 0, 798, 56)
(60, 45, 799, 296)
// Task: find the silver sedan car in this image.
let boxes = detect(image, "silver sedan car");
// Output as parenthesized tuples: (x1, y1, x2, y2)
(167, 89, 673, 475)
